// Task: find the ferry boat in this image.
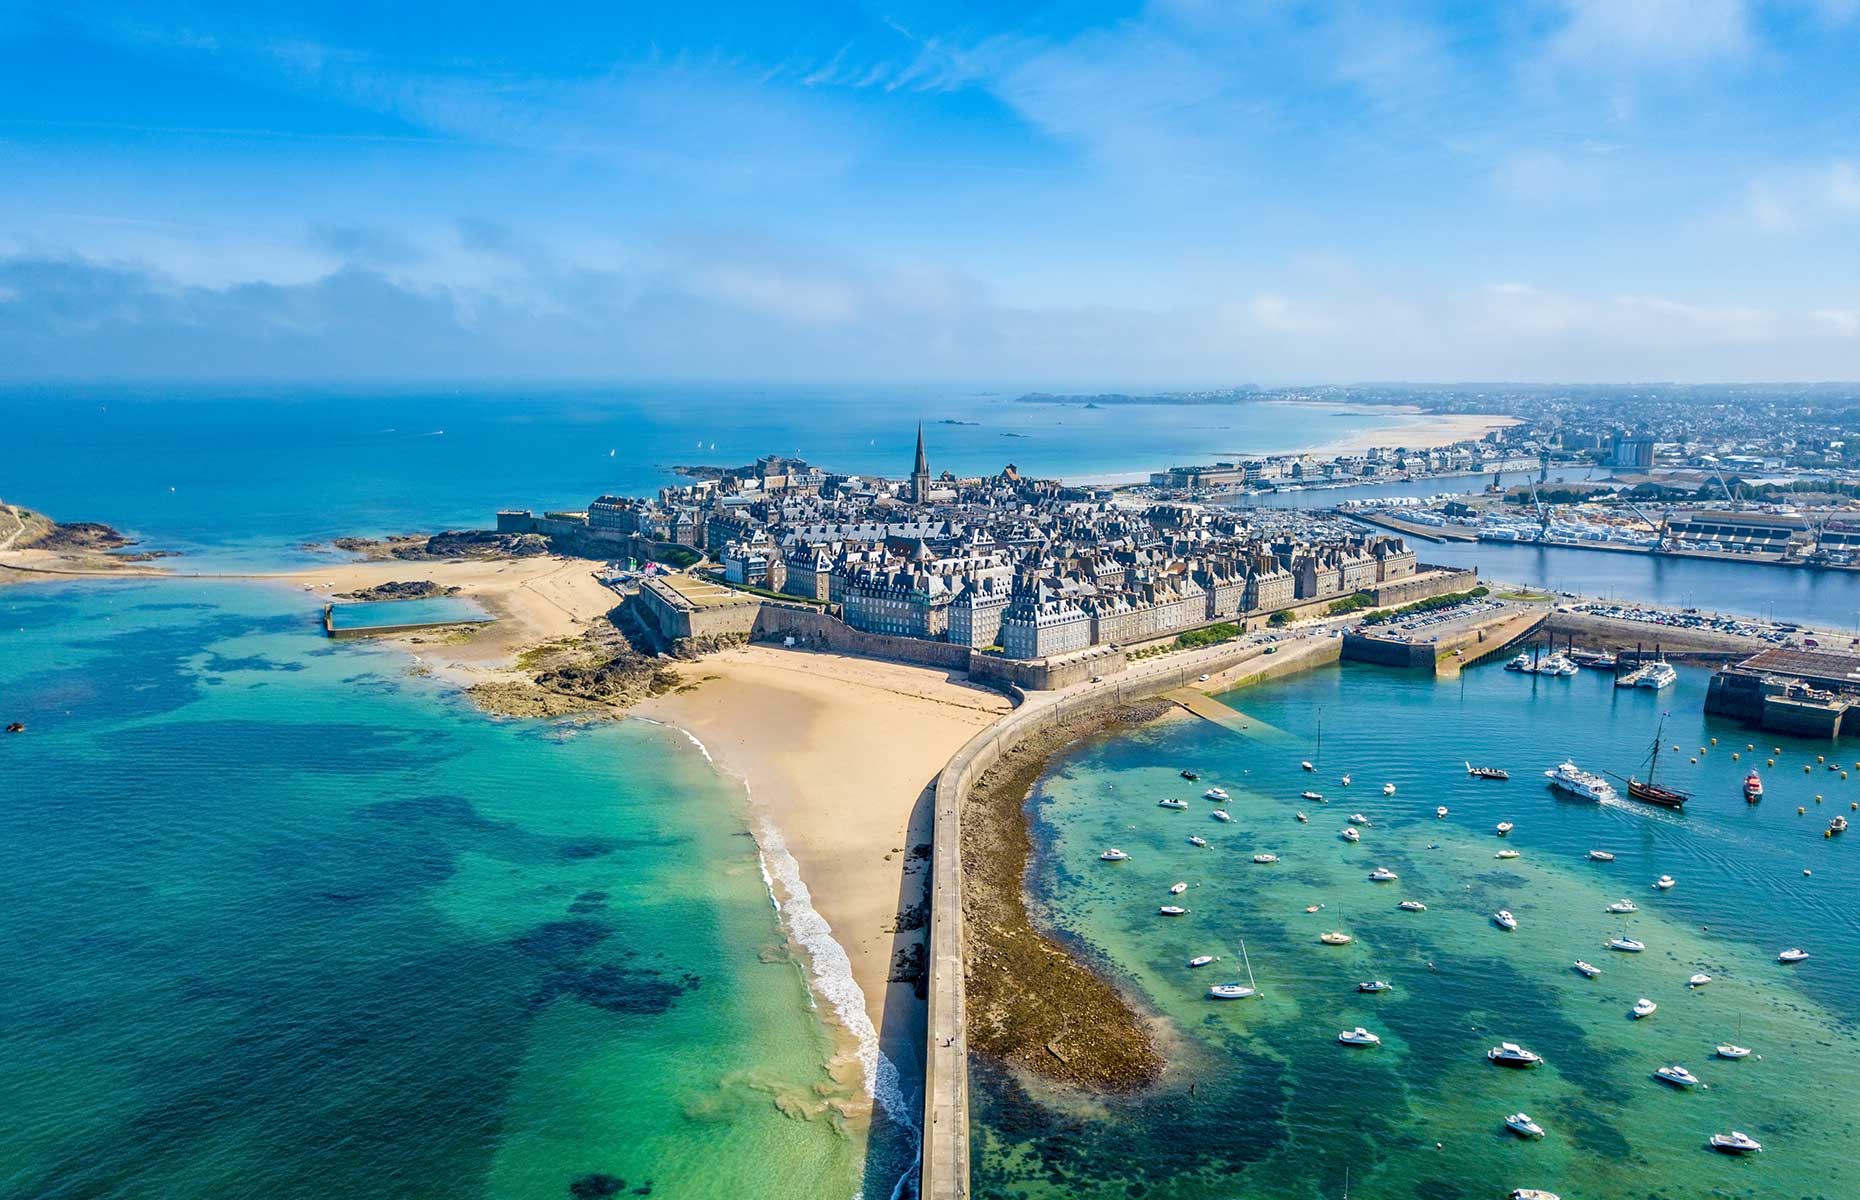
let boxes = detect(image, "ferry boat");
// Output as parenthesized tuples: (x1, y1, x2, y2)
(1487, 1042, 1543, 1068)
(1203, 787, 1230, 801)
(1710, 1131, 1763, 1155)
(1622, 716, 1689, 809)
(1466, 761, 1509, 780)
(1544, 760, 1618, 802)
(1158, 797, 1189, 809)
(1337, 1026, 1381, 1046)
(1744, 770, 1764, 802)
(1505, 1112, 1546, 1139)
(1573, 960, 1600, 978)
(1637, 661, 1678, 689)
(1100, 849, 1131, 862)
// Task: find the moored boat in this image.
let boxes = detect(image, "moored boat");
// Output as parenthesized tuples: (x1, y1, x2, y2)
(1301, 760, 1315, 772)
(1589, 849, 1615, 861)
(1496, 821, 1514, 836)
(1211, 810, 1232, 822)
(1159, 905, 1188, 916)
(1487, 1041, 1543, 1068)
(1495, 848, 1521, 859)
(1170, 881, 1188, 895)
(1653, 874, 1676, 890)
(1435, 806, 1449, 818)
(1493, 909, 1518, 931)
(1508, 1191, 1560, 1200)
(1295, 811, 1309, 823)
(1744, 770, 1764, 802)
(1337, 1026, 1381, 1046)
(1467, 761, 1510, 780)
(1716, 1042, 1751, 1059)
(1632, 997, 1658, 1019)
(1398, 899, 1427, 912)
(1710, 1131, 1763, 1154)
(1340, 827, 1360, 843)
(1301, 790, 1324, 801)
(1187, 955, 1217, 968)
(1158, 797, 1189, 809)
(1203, 787, 1230, 801)
(1357, 979, 1392, 993)
(1544, 759, 1618, 802)
(1778, 947, 1810, 963)
(1253, 853, 1279, 864)
(1689, 972, 1712, 987)
(1100, 848, 1131, 862)
(1319, 931, 1352, 945)
(1187, 835, 1208, 847)
(1348, 812, 1371, 825)
(1368, 866, 1398, 882)
(1654, 1063, 1701, 1088)
(1608, 935, 1646, 952)
(1606, 899, 1639, 913)
(1505, 1112, 1545, 1139)
(1830, 815, 1849, 836)
(1382, 782, 1397, 795)
(1181, 769, 1200, 780)
(1574, 960, 1599, 978)
(1208, 982, 1256, 999)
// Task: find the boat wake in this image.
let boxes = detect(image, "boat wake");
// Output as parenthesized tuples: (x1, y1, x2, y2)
(662, 722, 919, 1200)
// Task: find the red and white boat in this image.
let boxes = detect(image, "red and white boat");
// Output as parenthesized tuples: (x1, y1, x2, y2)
(1743, 770, 1763, 803)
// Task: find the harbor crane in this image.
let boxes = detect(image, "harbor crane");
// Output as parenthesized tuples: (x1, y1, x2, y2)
(1623, 500, 1670, 551)
(1699, 455, 1740, 507)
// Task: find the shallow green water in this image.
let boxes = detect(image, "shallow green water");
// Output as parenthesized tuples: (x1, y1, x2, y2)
(974, 660, 1860, 1200)
(0, 580, 862, 1199)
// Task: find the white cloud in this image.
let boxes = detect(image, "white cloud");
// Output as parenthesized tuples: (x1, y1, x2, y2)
(1745, 159, 1860, 231)
(1544, 0, 1752, 69)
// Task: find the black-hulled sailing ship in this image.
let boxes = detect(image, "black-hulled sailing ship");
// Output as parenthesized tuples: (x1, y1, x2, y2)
(1625, 715, 1689, 809)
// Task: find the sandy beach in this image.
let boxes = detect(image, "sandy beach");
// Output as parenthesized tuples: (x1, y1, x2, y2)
(636, 646, 1010, 1113)
(1259, 402, 1521, 459)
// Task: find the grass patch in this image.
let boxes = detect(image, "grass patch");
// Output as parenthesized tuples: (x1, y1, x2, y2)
(1362, 586, 1491, 625)
(1175, 621, 1243, 650)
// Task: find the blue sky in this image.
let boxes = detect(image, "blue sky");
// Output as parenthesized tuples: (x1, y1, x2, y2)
(2, 0, 1859, 383)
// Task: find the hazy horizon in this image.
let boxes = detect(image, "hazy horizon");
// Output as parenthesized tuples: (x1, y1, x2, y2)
(5, 1, 1860, 383)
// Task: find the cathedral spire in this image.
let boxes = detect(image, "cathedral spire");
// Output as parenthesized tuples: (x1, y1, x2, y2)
(910, 422, 931, 504)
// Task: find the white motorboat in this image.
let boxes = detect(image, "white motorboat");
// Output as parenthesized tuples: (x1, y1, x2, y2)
(1337, 1026, 1381, 1046)
(1319, 931, 1352, 945)
(1505, 652, 1532, 671)
(1382, 783, 1397, 795)
(1688, 973, 1711, 988)
(1203, 787, 1230, 801)
(1170, 881, 1188, 895)
(1543, 759, 1618, 802)
(1341, 774, 1352, 787)
(1710, 1131, 1763, 1155)
(1496, 849, 1521, 859)
(1608, 935, 1646, 953)
(1589, 849, 1615, 862)
(1487, 1042, 1543, 1068)
(1357, 979, 1392, 993)
(1340, 827, 1361, 843)
(1253, 853, 1279, 864)
(1301, 760, 1315, 771)
(1187, 835, 1209, 847)
(1348, 812, 1371, 825)
(1505, 1112, 1546, 1139)
(1494, 909, 1519, 931)
(1632, 998, 1658, 1019)
(1606, 899, 1639, 914)
(1295, 811, 1309, 823)
(1211, 810, 1232, 822)
(1655, 1064, 1701, 1088)
(1495, 821, 1514, 836)
(1509, 1191, 1561, 1200)
(1398, 900, 1427, 912)
(1368, 866, 1398, 882)
(1158, 797, 1189, 809)
(1653, 875, 1676, 890)
(1187, 955, 1217, 968)
(1301, 790, 1325, 801)
(1637, 661, 1678, 690)
(1779, 947, 1810, 963)
(1574, 960, 1600, 978)
(1715, 1043, 1751, 1059)
(1435, 806, 1449, 818)
(1208, 982, 1257, 1000)
(1100, 849, 1131, 862)
(1159, 905, 1188, 916)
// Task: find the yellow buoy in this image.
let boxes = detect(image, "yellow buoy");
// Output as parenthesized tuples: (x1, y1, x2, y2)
(1805, 764, 1814, 773)
(1776, 747, 1783, 754)
(1747, 744, 1755, 751)
(1710, 737, 1718, 746)
(1799, 806, 1807, 814)
(1843, 772, 1849, 780)
(1673, 745, 1681, 752)
(1690, 757, 1698, 764)
(1818, 754, 1826, 763)
(1767, 758, 1776, 766)
(1733, 753, 1740, 761)
(1816, 794, 1824, 803)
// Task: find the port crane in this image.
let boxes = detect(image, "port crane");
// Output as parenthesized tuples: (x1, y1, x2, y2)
(1699, 455, 1740, 507)
(1622, 500, 1671, 551)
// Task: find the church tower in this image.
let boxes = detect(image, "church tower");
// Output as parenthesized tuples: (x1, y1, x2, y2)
(911, 422, 931, 504)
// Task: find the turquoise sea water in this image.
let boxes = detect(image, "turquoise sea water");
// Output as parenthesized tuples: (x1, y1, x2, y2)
(974, 661, 1860, 1199)
(0, 581, 863, 1199)
(326, 595, 491, 629)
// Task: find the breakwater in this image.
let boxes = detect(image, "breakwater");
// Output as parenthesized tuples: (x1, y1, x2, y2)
(921, 634, 1341, 1199)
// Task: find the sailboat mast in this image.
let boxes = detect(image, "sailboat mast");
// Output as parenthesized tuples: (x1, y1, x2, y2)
(1649, 714, 1666, 782)
(1240, 938, 1258, 993)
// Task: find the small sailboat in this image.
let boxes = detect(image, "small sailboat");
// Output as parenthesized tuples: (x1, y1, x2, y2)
(1496, 821, 1514, 836)
(1100, 849, 1131, 862)
(1710, 1131, 1763, 1155)
(1609, 935, 1646, 952)
(1398, 900, 1427, 912)
(1158, 797, 1189, 809)
(1169, 881, 1188, 895)
(1211, 810, 1232, 823)
(1319, 931, 1352, 945)
(1159, 905, 1189, 916)
(1632, 998, 1658, 1019)
(1337, 1026, 1381, 1046)
(1654, 1064, 1701, 1088)
(1505, 1112, 1546, 1139)
(1208, 939, 1260, 1000)
(1716, 1042, 1751, 1059)
(1494, 909, 1519, 930)
(1778, 947, 1810, 963)
(1253, 853, 1279, 864)
(1588, 849, 1615, 862)
(1653, 875, 1676, 890)
(1340, 827, 1361, 843)
(1487, 1042, 1543, 1068)
(1573, 960, 1600, 978)
(1187, 835, 1209, 848)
